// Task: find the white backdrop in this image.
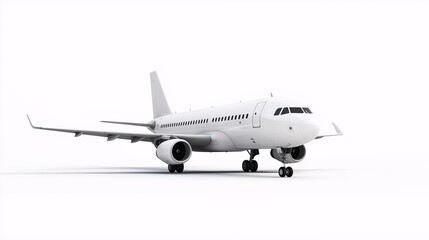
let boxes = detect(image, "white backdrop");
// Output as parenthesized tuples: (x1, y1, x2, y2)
(1, 0, 429, 239)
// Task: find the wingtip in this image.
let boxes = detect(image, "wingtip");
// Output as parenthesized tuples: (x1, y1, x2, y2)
(26, 114, 35, 128)
(332, 122, 343, 135)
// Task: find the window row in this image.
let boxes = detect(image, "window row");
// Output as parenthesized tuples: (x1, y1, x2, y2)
(274, 107, 312, 116)
(161, 118, 209, 128)
(212, 113, 249, 123)
(160, 113, 250, 129)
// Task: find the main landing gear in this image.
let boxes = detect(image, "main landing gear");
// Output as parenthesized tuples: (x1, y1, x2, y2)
(168, 164, 184, 173)
(242, 149, 259, 172)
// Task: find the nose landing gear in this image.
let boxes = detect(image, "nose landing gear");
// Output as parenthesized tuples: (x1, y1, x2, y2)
(276, 147, 293, 178)
(278, 166, 293, 178)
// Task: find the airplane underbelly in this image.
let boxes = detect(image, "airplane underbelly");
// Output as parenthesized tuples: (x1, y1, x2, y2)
(193, 131, 241, 152)
(226, 125, 295, 149)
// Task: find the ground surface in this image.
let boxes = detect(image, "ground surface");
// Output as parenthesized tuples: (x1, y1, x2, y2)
(1, 148, 428, 240)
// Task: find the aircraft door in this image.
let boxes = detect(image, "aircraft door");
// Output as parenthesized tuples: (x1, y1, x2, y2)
(252, 102, 266, 128)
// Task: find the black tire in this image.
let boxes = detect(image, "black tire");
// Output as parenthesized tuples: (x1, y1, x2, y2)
(176, 164, 184, 173)
(285, 167, 293, 177)
(242, 160, 250, 172)
(250, 161, 258, 172)
(278, 167, 286, 177)
(168, 165, 176, 173)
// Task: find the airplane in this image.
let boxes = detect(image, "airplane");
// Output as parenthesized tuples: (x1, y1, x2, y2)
(27, 71, 342, 177)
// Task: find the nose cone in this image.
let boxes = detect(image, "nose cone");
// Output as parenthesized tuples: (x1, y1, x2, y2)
(291, 116, 320, 145)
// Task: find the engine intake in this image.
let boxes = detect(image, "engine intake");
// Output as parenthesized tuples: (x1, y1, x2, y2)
(156, 139, 192, 165)
(270, 145, 306, 164)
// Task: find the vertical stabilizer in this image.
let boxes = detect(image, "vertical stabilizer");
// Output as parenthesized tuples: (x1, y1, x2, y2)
(150, 71, 172, 118)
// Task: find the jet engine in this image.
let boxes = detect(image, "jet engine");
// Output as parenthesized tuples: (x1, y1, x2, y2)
(156, 139, 192, 165)
(270, 145, 306, 164)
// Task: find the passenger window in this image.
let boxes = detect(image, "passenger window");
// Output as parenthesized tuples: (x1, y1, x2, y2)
(246, 114, 249, 119)
(290, 107, 304, 113)
(274, 108, 282, 116)
(303, 107, 312, 114)
(281, 108, 289, 115)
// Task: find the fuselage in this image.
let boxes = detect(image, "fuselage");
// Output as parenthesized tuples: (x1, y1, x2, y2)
(152, 97, 320, 152)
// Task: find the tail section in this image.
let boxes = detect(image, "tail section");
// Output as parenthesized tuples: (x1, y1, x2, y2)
(150, 71, 172, 118)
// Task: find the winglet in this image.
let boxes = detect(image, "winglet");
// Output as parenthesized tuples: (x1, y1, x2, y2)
(315, 122, 343, 139)
(27, 114, 36, 128)
(332, 122, 343, 135)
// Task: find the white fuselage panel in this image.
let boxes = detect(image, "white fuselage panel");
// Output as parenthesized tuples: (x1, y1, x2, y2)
(153, 97, 320, 152)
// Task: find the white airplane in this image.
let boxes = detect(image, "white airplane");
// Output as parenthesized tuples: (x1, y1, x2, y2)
(27, 71, 342, 177)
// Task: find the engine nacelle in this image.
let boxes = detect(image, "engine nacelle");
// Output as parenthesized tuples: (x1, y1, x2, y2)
(156, 139, 192, 165)
(270, 145, 306, 164)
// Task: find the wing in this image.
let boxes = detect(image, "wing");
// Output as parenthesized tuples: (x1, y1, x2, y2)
(315, 122, 343, 139)
(27, 115, 211, 147)
(100, 120, 155, 129)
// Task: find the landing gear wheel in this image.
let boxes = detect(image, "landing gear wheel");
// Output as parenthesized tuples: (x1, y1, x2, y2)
(168, 165, 176, 173)
(250, 161, 258, 172)
(278, 167, 286, 177)
(242, 160, 250, 172)
(285, 166, 293, 177)
(176, 164, 184, 173)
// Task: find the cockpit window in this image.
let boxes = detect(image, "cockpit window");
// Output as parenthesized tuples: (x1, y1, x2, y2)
(290, 107, 304, 113)
(303, 107, 312, 114)
(274, 108, 282, 116)
(281, 107, 289, 115)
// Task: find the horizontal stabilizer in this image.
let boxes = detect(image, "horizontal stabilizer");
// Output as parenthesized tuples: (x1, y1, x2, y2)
(100, 120, 155, 129)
